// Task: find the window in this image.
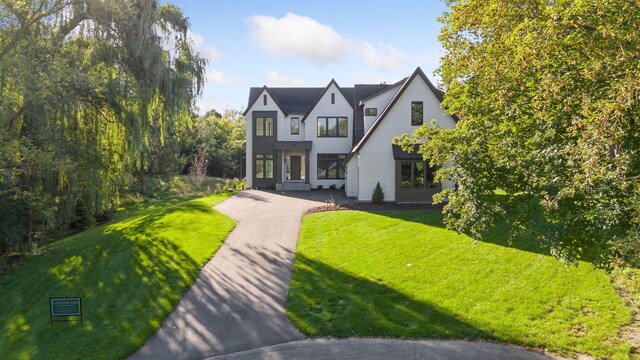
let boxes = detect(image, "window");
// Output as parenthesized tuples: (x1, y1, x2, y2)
(317, 117, 348, 137)
(290, 117, 299, 135)
(331, 93, 335, 104)
(255, 117, 274, 136)
(255, 118, 264, 136)
(317, 154, 346, 179)
(411, 101, 423, 125)
(365, 108, 377, 116)
(263, 94, 267, 106)
(401, 161, 436, 188)
(255, 154, 274, 179)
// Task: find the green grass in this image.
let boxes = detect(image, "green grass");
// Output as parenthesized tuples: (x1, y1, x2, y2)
(0, 193, 235, 360)
(287, 210, 633, 359)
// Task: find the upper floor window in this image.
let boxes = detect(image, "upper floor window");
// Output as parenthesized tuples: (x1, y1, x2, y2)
(291, 117, 300, 135)
(411, 101, 423, 126)
(256, 117, 274, 136)
(317, 117, 347, 137)
(263, 94, 267, 106)
(365, 108, 377, 116)
(331, 93, 335, 104)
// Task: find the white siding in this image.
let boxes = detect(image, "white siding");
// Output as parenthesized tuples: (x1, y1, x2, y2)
(362, 87, 399, 134)
(245, 89, 286, 188)
(357, 76, 457, 201)
(303, 83, 353, 188)
(283, 114, 306, 141)
(345, 157, 359, 198)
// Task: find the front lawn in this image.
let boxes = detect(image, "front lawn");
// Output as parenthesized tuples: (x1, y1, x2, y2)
(0, 194, 235, 360)
(287, 210, 633, 359)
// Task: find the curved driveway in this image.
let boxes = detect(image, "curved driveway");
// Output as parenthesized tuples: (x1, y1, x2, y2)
(130, 190, 552, 360)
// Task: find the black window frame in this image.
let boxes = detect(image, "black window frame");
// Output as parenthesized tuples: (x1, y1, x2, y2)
(290, 117, 300, 135)
(331, 93, 335, 104)
(400, 160, 436, 188)
(317, 117, 348, 137)
(256, 117, 274, 137)
(411, 101, 424, 126)
(317, 154, 346, 180)
(365, 108, 377, 116)
(263, 94, 267, 106)
(255, 154, 274, 179)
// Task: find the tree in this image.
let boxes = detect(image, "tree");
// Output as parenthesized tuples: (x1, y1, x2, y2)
(192, 109, 246, 179)
(0, 0, 206, 252)
(398, 0, 640, 266)
(188, 150, 207, 195)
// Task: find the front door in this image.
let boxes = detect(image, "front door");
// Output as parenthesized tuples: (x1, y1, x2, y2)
(290, 156, 301, 180)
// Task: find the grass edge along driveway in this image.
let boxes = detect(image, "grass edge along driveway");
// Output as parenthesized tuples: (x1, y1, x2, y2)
(0, 193, 235, 360)
(287, 210, 633, 359)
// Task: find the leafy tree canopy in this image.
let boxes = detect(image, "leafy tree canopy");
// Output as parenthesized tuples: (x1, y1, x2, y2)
(398, 0, 640, 266)
(0, 0, 206, 251)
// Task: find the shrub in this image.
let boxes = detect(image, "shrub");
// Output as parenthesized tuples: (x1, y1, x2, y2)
(371, 182, 384, 204)
(317, 185, 324, 190)
(340, 184, 345, 190)
(329, 184, 337, 190)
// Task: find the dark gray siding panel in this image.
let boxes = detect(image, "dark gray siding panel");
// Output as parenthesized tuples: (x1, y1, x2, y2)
(252, 111, 277, 188)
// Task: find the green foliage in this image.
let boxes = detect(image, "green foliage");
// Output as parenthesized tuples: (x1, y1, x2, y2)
(288, 210, 632, 358)
(191, 109, 246, 179)
(0, 1, 206, 252)
(397, 0, 640, 266)
(371, 182, 384, 204)
(0, 193, 235, 359)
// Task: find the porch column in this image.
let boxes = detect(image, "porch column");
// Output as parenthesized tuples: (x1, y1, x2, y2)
(305, 149, 310, 184)
(276, 149, 283, 184)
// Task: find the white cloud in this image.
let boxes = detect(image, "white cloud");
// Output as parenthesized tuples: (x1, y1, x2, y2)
(247, 13, 352, 67)
(159, 29, 220, 62)
(190, 31, 220, 62)
(266, 71, 304, 86)
(207, 69, 238, 85)
(350, 71, 396, 85)
(247, 13, 413, 72)
(361, 42, 409, 71)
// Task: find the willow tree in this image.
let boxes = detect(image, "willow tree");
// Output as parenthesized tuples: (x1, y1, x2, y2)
(0, 0, 206, 251)
(398, 0, 640, 266)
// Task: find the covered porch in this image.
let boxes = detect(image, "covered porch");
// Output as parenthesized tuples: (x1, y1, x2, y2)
(274, 141, 312, 191)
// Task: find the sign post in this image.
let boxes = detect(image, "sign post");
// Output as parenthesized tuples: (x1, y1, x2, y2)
(50, 297, 82, 325)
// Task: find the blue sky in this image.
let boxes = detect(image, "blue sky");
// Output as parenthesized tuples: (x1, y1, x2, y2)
(167, 1, 449, 113)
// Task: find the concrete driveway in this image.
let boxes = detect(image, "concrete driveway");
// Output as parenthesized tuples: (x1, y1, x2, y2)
(130, 190, 552, 360)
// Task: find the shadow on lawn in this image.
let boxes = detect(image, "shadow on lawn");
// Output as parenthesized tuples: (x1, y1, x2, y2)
(287, 254, 492, 340)
(0, 199, 212, 360)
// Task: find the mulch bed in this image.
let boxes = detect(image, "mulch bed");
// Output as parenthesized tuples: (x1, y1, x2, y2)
(305, 202, 444, 215)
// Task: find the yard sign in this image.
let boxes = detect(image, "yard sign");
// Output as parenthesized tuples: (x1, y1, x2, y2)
(50, 297, 82, 324)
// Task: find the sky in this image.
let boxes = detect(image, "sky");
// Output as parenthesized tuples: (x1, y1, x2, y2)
(167, 0, 449, 114)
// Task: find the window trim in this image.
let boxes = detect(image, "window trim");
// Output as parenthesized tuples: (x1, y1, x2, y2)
(411, 101, 424, 126)
(317, 153, 347, 180)
(263, 94, 267, 106)
(290, 117, 300, 135)
(317, 117, 348, 137)
(331, 93, 335, 104)
(365, 107, 377, 116)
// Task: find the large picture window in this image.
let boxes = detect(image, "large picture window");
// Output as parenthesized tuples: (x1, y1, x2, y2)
(411, 101, 423, 126)
(256, 117, 274, 136)
(255, 154, 274, 179)
(317, 117, 348, 137)
(401, 161, 435, 188)
(317, 154, 346, 179)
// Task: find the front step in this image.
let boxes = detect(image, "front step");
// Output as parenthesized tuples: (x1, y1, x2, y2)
(276, 182, 312, 191)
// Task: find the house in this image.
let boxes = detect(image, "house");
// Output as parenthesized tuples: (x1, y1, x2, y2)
(243, 67, 457, 202)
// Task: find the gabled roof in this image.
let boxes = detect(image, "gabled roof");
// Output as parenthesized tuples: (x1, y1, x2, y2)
(243, 86, 325, 116)
(358, 77, 406, 105)
(344, 67, 457, 164)
(300, 79, 354, 122)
